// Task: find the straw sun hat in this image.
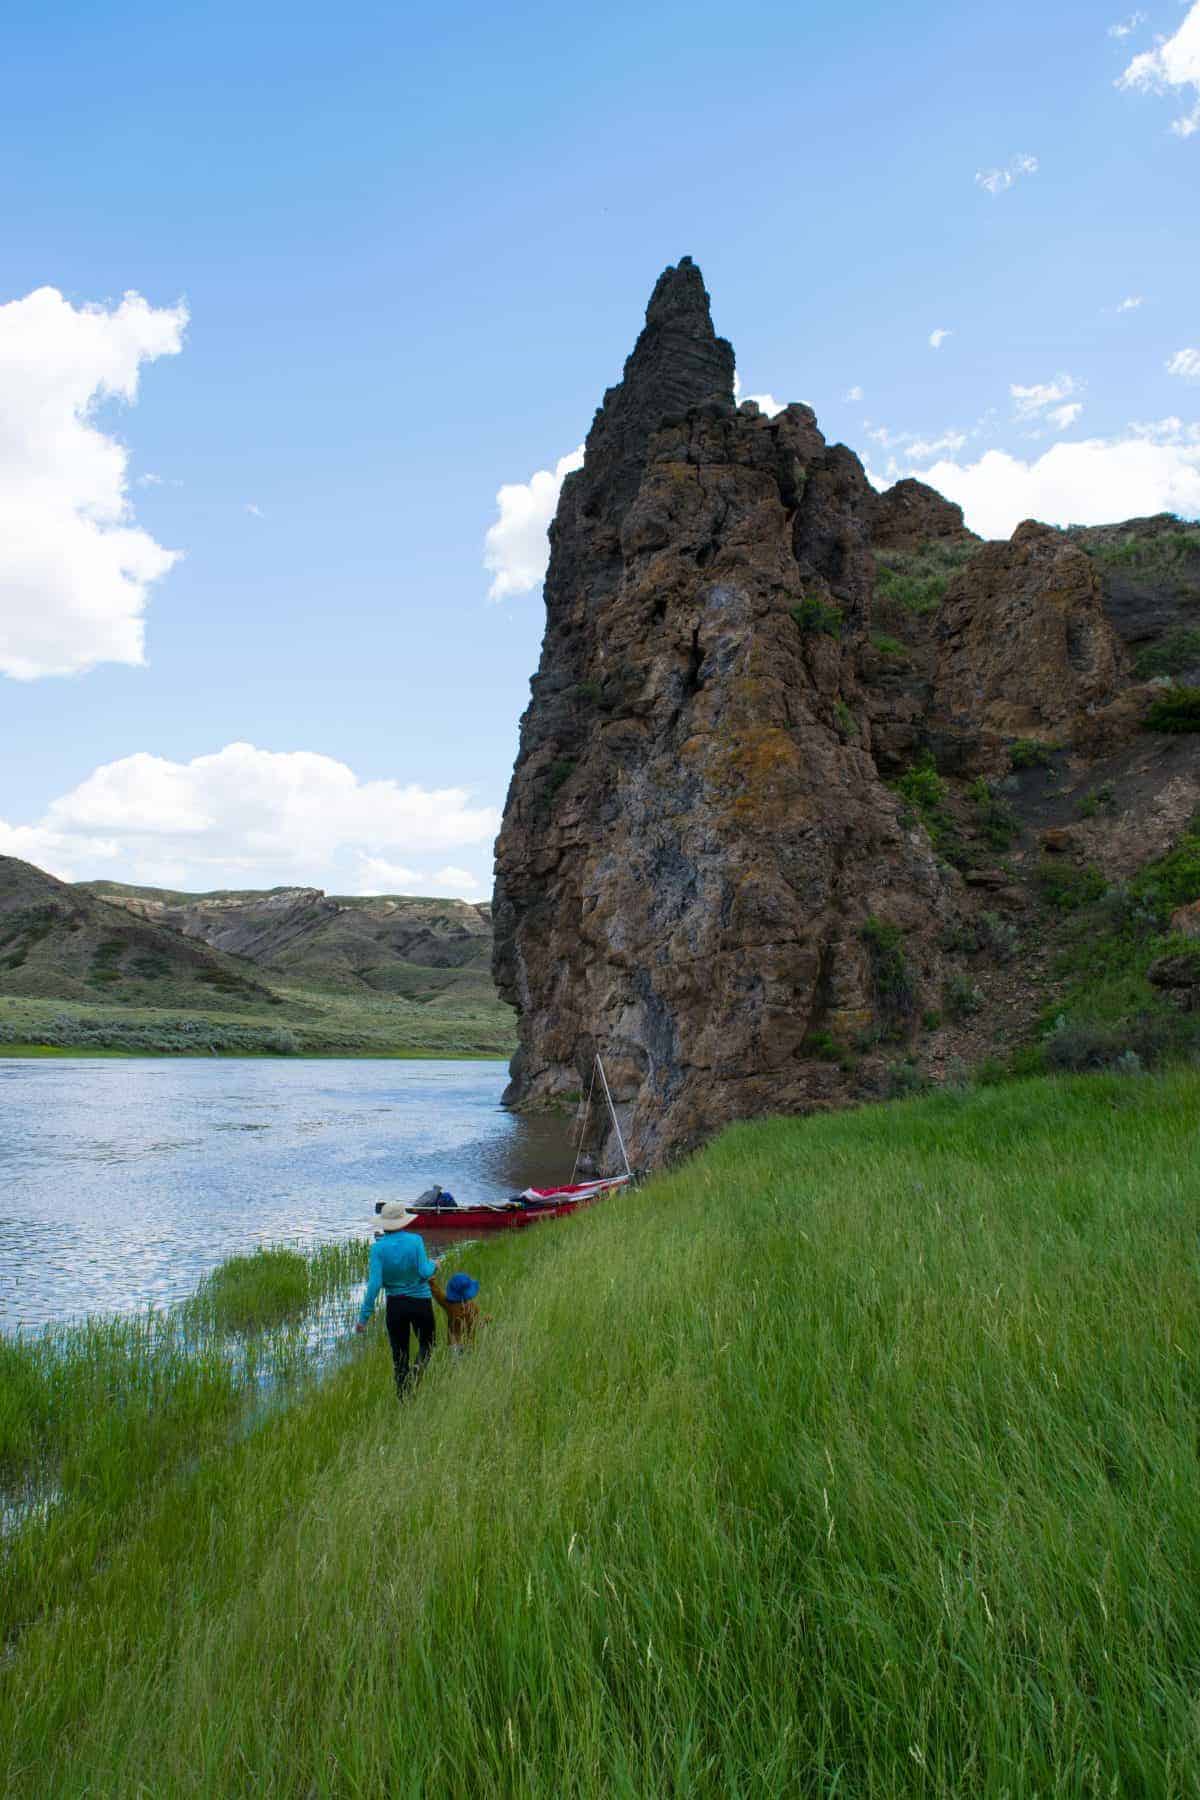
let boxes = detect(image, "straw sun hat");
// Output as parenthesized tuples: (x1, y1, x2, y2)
(376, 1201, 415, 1233)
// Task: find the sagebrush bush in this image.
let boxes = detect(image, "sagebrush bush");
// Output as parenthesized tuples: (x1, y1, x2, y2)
(1146, 686, 1200, 734)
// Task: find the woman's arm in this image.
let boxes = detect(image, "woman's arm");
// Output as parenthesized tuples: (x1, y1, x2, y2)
(356, 1240, 384, 1329)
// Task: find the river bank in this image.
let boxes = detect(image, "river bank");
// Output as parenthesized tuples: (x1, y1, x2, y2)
(2, 1069, 1197, 1794)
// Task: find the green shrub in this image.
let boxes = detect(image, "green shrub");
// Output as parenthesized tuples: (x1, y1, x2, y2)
(1146, 686, 1200, 734)
(833, 699, 858, 738)
(543, 757, 577, 801)
(922, 1009, 942, 1030)
(977, 911, 1019, 963)
(883, 1056, 930, 1097)
(862, 917, 917, 1033)
(574, 679, 603, 705)
(1078, 782, 1117, 819)
(874, 541, 975, 615)
(802, 1029, 840, 1061)
(1133, 629, 1200, 680)
(1042, 1009, 1199, 1073)
(1009, 739, 1057, 771)
(894, 752, 944, 816)
(1038, 862, 1107, 912)
(943, 973, 983, 1020)
(1128, 830, 1200, 919)
(969, 777, 1018, 849)
(869, 633, 908, 658)
(791, 596, 843, 638)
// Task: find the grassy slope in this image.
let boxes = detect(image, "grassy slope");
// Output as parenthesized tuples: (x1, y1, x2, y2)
(3, 1072, 1199, 1796)
(0, 981, 515, 1058)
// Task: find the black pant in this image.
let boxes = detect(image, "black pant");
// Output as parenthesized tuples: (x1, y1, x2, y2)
(385, 1295, 435, 1394)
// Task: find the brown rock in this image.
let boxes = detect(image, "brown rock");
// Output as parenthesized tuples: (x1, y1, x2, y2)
(1040, 827, 1079, 856)
(930, 521, 1125, 744)
(872, 478, 975, 555)
(1170, 900, 1200, 938)
(493, 259, 957, 1164)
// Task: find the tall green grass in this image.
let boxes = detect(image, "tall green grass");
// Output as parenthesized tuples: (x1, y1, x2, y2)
(2, 1074, 1199, 1795)
(0, 1238, 369, 1641)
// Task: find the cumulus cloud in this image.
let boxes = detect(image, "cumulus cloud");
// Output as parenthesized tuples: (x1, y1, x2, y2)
(483, 445, 584, 600)
(3, 742, 500, 895)
(975, 153, 1039, 194)
(1117, 294, 1145, 312)
(1109, 11, 1147, 38)
(1167, 348, 1200, 379)
(874, 425, 1200, 540)
(1118, 2, 1200, 137)
(0, 286, 187, 680)
(929, 328, 952, 350)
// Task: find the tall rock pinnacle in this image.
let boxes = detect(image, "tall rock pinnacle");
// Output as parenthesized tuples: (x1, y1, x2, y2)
(490, 260, 1122, 1165)
(570, 255, 735, 528)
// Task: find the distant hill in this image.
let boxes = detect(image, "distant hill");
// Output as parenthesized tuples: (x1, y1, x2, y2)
(0, 857, 277, 1010)
(0, 861, 513, 1057)
(79, 882, 495, 1007)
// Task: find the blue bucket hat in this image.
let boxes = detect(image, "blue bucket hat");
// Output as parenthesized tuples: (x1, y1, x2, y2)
(445, 1272, 480, 1303)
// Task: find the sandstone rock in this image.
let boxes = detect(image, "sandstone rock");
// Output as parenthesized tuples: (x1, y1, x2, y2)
(493, 259, 956, 1163)
(1170, 900, 1200, 938)
(1039, 827, 1079, 856)
(930, 522, 1125, 748)
(872, 479, 975, 555)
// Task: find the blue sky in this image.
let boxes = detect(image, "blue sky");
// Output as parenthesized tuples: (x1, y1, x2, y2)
(1, 0, 1197, 897)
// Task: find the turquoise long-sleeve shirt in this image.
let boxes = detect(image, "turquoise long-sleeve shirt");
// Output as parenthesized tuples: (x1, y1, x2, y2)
(359, 1232, 437, 1324)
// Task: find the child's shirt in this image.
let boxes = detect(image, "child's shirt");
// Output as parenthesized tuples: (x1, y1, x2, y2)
(430, 1276, 489, 1345)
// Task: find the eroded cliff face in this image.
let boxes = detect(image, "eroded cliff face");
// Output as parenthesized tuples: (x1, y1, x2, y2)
(493, 259, 960, 1162)
(492, 258, 1186, 1165)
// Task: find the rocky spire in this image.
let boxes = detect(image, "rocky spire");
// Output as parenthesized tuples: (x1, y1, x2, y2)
(569, 256, 735, 526)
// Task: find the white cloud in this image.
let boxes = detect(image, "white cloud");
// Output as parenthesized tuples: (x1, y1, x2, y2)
(875, 425, 1200, 539)
(1109, 11, 1147, 38)
(1167, 348, 1200, 379)
(483, 445, 584, 600)
(1116, 294, 1144, 311)
(245, 502, 263, 518)
(975, 153, 1039, 194)
(742, 391, 785, 416)
(1118, 2, 1200, 137)
(354, 857, 483, 899)
(906, 431, 969, 458)
(929, 328, 952, 350)
(1007, 372, 1086, 428)
(0, 286, 187, 680)
(4, 742, 500, 895)
(844, 384, 864, 402)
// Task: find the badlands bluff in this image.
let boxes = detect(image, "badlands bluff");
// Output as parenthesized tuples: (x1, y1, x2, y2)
(494, 258, 1200, 1162)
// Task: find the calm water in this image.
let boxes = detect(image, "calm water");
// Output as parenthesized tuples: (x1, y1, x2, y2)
(0, 1058, 574, 1334)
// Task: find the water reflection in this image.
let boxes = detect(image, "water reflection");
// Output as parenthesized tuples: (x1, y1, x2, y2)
(0, 1058, 574, 1333)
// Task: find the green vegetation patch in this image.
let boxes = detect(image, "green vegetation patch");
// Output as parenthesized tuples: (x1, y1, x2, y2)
(2, 1076, 1198, 1794)
(862, 915, 916, 1033)
(874, 539, 976, 614)
(1037, 861, 1107, 912)
(1029, 818, 1200, 1073)
(1146, 685, 1200, 734)
(790, 596, 843, 637)
(1133, 627, 1200, 680)
(1085, 524, 1200, 568)
(1009, 738, 1057, 770)
(969, 776, 1018, 850)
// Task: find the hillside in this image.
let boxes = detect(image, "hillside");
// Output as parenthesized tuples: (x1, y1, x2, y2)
(80, 881, 496, 1007)
(3, 1072, 1197, 1794)
(0, 860, 514, 1057)
(494, 257, 1200, 1164)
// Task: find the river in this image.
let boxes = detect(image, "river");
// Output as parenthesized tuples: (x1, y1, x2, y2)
(0, 1057, 574, 1334)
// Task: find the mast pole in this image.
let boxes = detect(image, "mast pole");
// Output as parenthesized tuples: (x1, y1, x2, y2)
(594, 1055, 632, 1180)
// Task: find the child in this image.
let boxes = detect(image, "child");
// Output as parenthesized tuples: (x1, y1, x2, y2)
(430, 1269, 491, 1352)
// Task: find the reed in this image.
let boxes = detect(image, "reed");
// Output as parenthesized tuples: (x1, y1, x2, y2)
(2, 1073, 1198, 1796)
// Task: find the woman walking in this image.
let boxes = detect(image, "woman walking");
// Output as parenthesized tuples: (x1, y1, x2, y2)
(355, 1202, 437, 1394)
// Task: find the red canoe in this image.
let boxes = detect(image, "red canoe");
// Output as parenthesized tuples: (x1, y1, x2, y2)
(399, 1174, 631, 1233)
